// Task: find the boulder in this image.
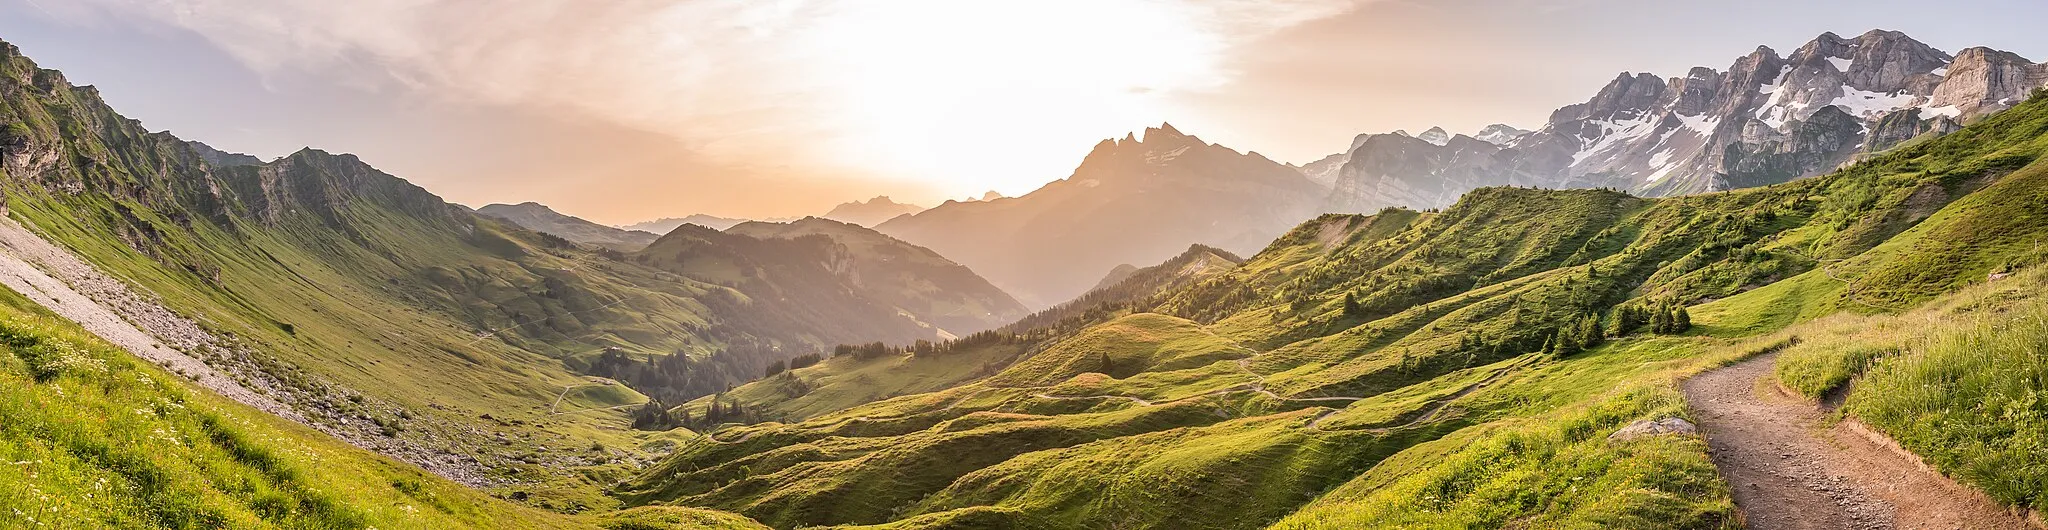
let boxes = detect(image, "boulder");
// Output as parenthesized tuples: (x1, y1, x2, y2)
(1608, 417, 1699, 442)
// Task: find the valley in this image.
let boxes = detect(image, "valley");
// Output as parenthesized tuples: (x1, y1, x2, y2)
(1, 20, 2047, 530)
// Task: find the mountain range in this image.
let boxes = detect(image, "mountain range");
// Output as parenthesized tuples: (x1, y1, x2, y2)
(1321, 30, 2048, 212)
(877, 123, 1326, 308)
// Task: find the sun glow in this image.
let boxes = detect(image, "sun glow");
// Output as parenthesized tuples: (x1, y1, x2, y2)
(796, 0, 1220, 196)
(39, 0, 1363, 201)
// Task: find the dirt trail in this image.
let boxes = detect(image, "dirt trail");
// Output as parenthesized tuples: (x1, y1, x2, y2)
(1685, 350, 2033, 530)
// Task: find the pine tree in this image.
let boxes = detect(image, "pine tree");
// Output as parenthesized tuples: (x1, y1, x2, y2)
(1673, 306, 1692, 333)
(1579, 315, 1605, 349)
(1342, 291, 1363, 317)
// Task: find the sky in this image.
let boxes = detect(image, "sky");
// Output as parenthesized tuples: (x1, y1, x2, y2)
(3, 0, 2045, 224)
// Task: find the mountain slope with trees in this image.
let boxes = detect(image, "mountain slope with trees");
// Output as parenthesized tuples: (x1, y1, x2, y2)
(618, 87, 2048, 529)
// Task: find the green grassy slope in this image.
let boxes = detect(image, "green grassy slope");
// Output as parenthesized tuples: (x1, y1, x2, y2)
(679, 244, 1243, 430)
(0, 278, 589, 529)
(621, 92, 2048, 529)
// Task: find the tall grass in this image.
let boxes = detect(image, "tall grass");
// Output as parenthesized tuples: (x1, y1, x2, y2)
(1771, 313, 1907, 399)
(1850, 304, 2048, 512)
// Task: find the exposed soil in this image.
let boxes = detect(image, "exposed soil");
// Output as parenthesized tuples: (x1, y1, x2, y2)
(1684, 350, 2035, 530)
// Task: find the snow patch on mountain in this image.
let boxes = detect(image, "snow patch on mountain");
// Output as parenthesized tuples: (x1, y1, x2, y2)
(1830, 89, 1921, 119)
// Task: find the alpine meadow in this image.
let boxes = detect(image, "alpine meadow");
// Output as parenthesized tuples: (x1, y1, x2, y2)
(2, 4, 2048, 529)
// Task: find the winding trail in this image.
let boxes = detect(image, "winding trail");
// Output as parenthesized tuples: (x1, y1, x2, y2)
(1684, 350, 2033, 530)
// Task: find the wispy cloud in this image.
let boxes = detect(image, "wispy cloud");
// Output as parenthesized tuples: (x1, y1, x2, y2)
(41, 0, 1367, 192)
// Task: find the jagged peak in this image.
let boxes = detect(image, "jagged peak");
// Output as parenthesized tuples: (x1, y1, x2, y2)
(1142, 122, 1190, 143)
(1417, 126, 1451, 146)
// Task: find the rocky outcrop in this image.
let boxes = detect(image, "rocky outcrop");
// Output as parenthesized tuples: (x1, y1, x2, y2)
(1608, 417, 1699, 442)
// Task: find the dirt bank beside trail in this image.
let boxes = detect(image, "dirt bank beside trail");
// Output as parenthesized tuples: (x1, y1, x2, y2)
(1685, 350, 2033, 530)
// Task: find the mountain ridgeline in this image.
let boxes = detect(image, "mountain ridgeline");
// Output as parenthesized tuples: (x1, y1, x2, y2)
(476, 201, 661, 251)
(820, 195, 925, 227)
(877, 123, 1326, 308)
(1321, 30, 2048, 213)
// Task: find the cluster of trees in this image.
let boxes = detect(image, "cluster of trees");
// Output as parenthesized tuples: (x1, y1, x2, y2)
(1611, 300, 1691, 335)
(627, 392, 755, 431)
(630, 400, 685, 431)
(696, 392, 750, 428)
(828, 329, 1027, 361)
(585, 343, 764, 404)
(1541, 313, 1606, 357)
(762, 352, 825, 378)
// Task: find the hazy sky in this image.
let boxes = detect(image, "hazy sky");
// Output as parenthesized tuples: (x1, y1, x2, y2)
(3, 0, 2045, 224)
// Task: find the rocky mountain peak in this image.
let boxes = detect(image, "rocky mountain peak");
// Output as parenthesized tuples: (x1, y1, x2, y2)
(1325, 29, 2048, 211)
(1474, 124, 1531, 146)
(1142, 122, 1190, 143)
(1416, 127, 1451, 146)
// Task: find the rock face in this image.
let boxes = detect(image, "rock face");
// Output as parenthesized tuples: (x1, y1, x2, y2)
(185, 141, 263, 168)
(1322, 30, 2048, 213)
(877, 123, 1324, 308)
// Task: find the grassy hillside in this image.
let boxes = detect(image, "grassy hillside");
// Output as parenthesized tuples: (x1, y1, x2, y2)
(619, 91, 2048, 528)
(0, 279, 588, 528)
